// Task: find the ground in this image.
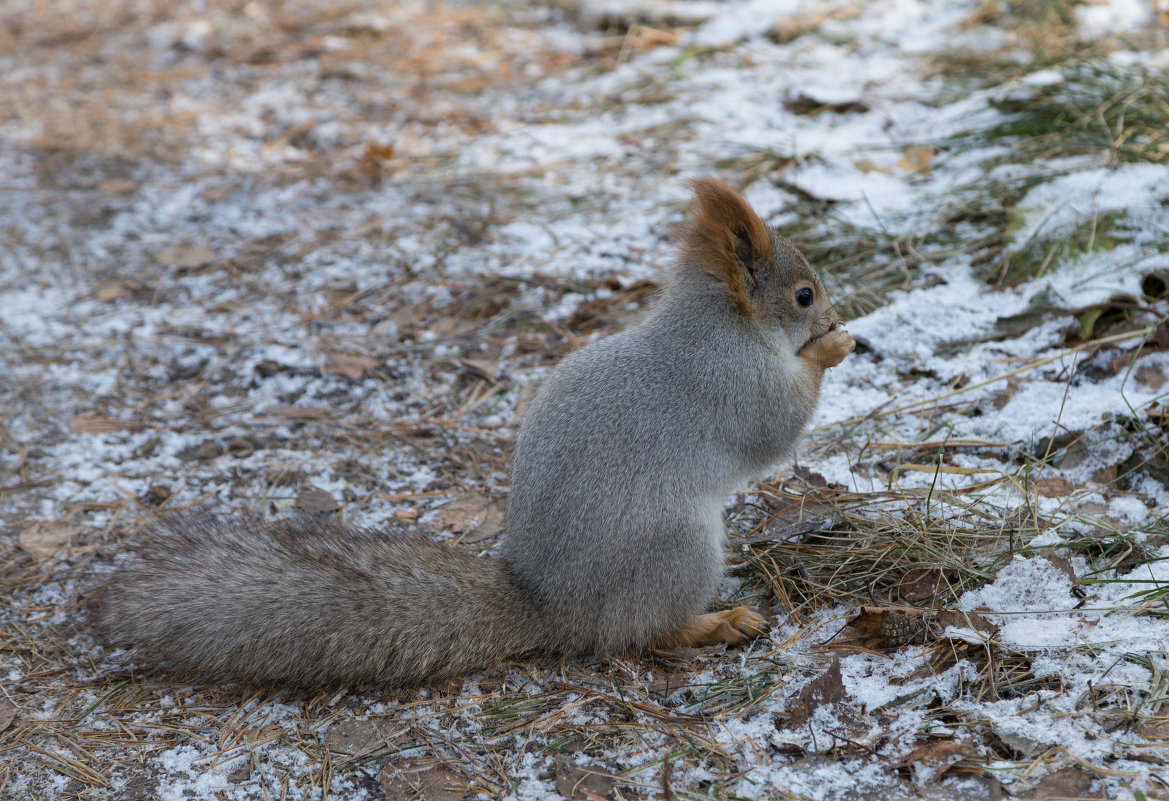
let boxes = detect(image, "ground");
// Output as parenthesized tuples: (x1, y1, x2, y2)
(2, 0, 1169, 799)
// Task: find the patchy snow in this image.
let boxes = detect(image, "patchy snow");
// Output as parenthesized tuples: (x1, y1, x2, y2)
(3, 0, 1168, 799)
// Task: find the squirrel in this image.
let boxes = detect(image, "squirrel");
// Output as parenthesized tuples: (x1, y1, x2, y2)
(97, 178, 855, 689)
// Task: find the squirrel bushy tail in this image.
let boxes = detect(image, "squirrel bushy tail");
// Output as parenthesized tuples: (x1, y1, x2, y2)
(99, 513, 547, 688)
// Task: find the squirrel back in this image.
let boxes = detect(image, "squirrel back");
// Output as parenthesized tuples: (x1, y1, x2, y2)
(98, 178, 854, 688)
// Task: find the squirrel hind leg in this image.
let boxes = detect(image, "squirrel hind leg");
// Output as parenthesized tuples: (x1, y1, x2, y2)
(653, 607, 768, 649)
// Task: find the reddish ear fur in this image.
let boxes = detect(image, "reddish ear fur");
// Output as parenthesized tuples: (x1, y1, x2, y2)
(682, 178, 773, 315)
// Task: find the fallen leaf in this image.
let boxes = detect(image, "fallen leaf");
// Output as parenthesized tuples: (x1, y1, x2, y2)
(0, 700, 15, 733)
(993, 376, 1022, 411)
(394, 507, 419, 524)
(295, 487, 340, 515)
(459, 358, 499, 381)
(785, 93, 869, 115)
(825, 604, 923, 651)
(792, 465, 828, 488)
(554, 756, 614, 801)
(1020, 766, 1094, 799)
(894, 739, 972, 783)
(99, 178, 138, 195)
(1139, 719, 1169, 740)
(997, 730, 1048, 759)
(898, 568, 944, 603)
(853, 159, 893, 174)
(1043, 554, 1076, 582)
(70, 412, 146, 434)
(428, 493, 505, 542)
(1091, 463, 1118, 485)
(932, 609, 998, 638)
(19, 522, 86, 561)
(265, 406, 327, 421)
(989, 289, 1067, 341)
(325, 719, 401, 756)
(1135, 364, 1166, 390)
(156, 244, 214, 270)
(228, 762, 253, 783)
(177, 440, 224, 461)
(1033, 476, 1076, 497)
(897, 145, 935, 173)
(835, 606, 997, 651)
(139, 485, 173, 507)
(322, 353, 379, 380)
(787, 656, 846, 729)
(1079, 347, 1135, 381)
(382, 763, 464, 801)
(93, 278, 147, 302)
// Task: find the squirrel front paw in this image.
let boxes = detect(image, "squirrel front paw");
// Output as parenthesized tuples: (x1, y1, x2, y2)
(800, 329, 855, 369)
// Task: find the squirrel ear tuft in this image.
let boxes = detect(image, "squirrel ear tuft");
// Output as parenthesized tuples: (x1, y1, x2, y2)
(682, 177, 773, 315)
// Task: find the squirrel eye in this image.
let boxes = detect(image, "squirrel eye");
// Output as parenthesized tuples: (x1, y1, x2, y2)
(795, 287, 814, 307)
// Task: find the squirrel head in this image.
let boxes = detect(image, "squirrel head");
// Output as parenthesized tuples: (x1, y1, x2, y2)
(680, 177, 840, 352)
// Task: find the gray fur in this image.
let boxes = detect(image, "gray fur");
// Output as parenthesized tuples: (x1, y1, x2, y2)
(98, 182, 843, 688)
(502, 231, 831, 652)
(100, 514, 547, 688)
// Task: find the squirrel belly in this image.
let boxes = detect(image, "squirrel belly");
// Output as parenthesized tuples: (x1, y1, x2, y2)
(97, 178, 852, 688)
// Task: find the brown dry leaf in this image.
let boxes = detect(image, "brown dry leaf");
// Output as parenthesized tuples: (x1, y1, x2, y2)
(854, 159, 893, 174)
(322, 353, 379, 380)
(156, 244, 214, 269)
(898, 568, 944, 603)
(1021, 766, 1094, 799)
(828, 605, 929, 650)
(228, 762, 253, 783)
(1139, 719, 1169, 740)
(394, 507, 419, 524)
(429, 493, 505, 542)
(265, 405, 327, 421)
(897, 145, 935, 173)
(325, 719, 401, 756)
(933, 609, 998, 638)
(70, 411, 146, 434)
(139, 485, 173, 507)
(0, 700, 15, 733)
(19, 522, 86, 561)
(459, 358, 499, 381)
(1033, 476, 1076, 498)
(554, 756, 614, 801)
(1091, 462, 1119, 485)
(98, 178, 138, 195)
(1135, 364, 1166, 390)
(894, 739, 972, 783)
(382, 763, 464, 801)
(992, 376, 1022, 410)
(93, 278, 147, 302)
(1043, 554, 1076, 582)
(791, 464, 829, 488)
(295, 487, 340, 515)
(787, 656, 846, 729)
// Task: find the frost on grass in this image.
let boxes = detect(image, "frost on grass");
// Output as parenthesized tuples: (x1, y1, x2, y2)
(2, 0, 1169, 799)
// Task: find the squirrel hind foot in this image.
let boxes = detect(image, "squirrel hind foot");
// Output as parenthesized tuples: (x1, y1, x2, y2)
(653, 606, 769, 649)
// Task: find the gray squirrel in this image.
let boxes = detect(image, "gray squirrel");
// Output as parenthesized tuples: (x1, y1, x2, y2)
(98, 178, 855, 688)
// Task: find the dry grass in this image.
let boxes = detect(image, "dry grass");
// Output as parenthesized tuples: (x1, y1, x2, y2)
(3, 1, 1169, 799)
